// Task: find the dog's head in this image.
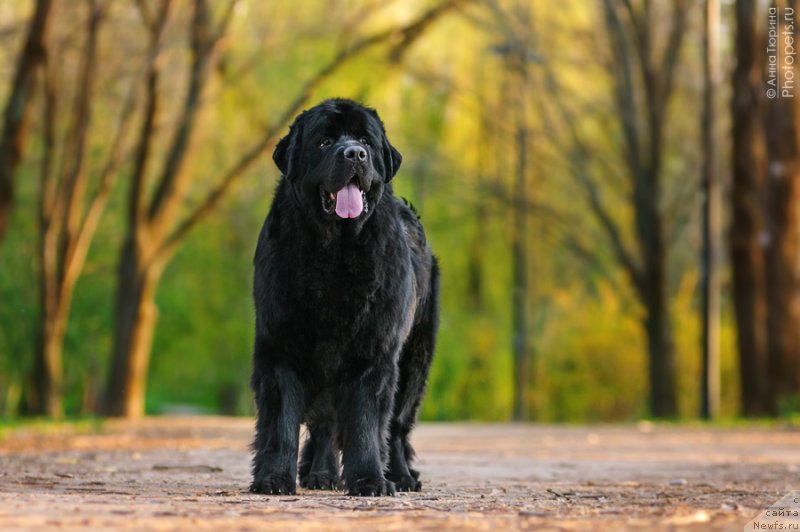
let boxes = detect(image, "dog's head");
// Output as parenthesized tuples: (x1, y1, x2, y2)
(273, 98, 402, 223)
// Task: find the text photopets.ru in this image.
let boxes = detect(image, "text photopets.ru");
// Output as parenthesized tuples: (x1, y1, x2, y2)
(766, 5, 796, 99)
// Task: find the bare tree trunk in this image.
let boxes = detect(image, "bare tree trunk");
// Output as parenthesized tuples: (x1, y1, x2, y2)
(643, 251, 678, 417)
(30, 9, 60, 417)
(468, 49, 513, 313)
(34, 2, 100, 418)
(34, 258, 76, 418)
(101, 0, 173, 417)
(104, 239, 162, 417)
(763, 0, 800, 408)
(30, 1, 132, 417)
(34, 291, 67, 418)
(487, 1, 536, 422)
(731, 0, 770, 415)
(511, 97, 529, 421)
(0, 0, 56, 241)
(626, 112, 677, 418)
(600, 0, 687, 417)
(700, 0, 721, 419)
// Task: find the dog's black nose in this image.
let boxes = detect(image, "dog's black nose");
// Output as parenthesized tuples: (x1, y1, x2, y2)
(344, 145, 367, 162)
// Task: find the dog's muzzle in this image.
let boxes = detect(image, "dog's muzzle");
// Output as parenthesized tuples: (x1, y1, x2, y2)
(320, 175, 369, 218)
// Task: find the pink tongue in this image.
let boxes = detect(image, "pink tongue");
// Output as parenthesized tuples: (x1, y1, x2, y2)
(334, 183, 363, 218)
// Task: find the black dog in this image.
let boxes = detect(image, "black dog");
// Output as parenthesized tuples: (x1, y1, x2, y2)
(249, 99, 439, 497)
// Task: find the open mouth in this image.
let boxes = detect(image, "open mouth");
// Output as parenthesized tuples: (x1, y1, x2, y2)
(320, 176, 368, 219)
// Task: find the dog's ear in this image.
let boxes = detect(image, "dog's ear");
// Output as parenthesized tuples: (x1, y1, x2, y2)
(273, 119, 303, 178)
(382, 136, 402, 182)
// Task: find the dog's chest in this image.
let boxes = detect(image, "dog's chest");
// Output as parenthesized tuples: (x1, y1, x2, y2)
(297, 243, 410, 357)
(293, 255, 382, 381)
(264, 217, 413, 377)
(299, 250, 383, 326)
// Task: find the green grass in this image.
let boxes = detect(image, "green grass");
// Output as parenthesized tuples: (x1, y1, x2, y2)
(0, 416, 104, 440)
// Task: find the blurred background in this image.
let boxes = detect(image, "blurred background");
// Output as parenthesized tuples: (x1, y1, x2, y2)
(0, 0, 797, 422)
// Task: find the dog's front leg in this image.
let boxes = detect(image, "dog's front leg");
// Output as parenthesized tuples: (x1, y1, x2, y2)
(337, 365, 397, 496)
(250, 364, 304, 495)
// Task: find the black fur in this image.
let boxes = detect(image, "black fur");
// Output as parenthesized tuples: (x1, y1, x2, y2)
(250, 99, 439, 497)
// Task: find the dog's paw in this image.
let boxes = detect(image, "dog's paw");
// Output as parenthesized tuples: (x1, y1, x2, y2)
(300, 471, 338, 490)
(250, 473, 296, 495)
(347, 477, 396, 497)
(408, 467, 420, 481)
(389, 473, 421, 492)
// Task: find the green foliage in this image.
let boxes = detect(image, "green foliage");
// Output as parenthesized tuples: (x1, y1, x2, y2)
(147, 195, 257, 416)
(0, 0, 752, 422)
(0, 171, 38, 416)
(532, 281, 647, 422)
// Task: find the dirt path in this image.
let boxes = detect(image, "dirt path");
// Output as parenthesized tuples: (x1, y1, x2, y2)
(0, 417, 798, 530)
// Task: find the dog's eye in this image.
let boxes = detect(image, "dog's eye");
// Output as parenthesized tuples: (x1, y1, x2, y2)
(319, 137, 332, 148)
(359, 137, 370, 147)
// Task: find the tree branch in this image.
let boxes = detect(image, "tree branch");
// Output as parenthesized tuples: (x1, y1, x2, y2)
(155, 0, 464, 261)
(537, 56, 645, 296)
(128, 0, 171, 229)
(39, 38, 59, 221)
(0, 0, 57, 239)
(66, 13, 157, 288)
(147, 0, 219, 239)
(39, 41, 60, 313)
(58, 0, 103, 272)
(213, 0, 238, 44)
(481, 181, 619, 292)
(134, 0, 169, 33)
(601, 0, 642, 182)
(657, 0, 689, 114)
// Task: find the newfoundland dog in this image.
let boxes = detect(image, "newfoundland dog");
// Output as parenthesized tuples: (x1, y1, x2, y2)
(250, 98, 439, 497)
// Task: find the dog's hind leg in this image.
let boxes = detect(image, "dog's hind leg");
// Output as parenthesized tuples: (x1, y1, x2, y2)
(388, 258, 439, 492)
(250, 362, 304, 495)
(297, 428, 315, 484)
(298, 421, 339, 490)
